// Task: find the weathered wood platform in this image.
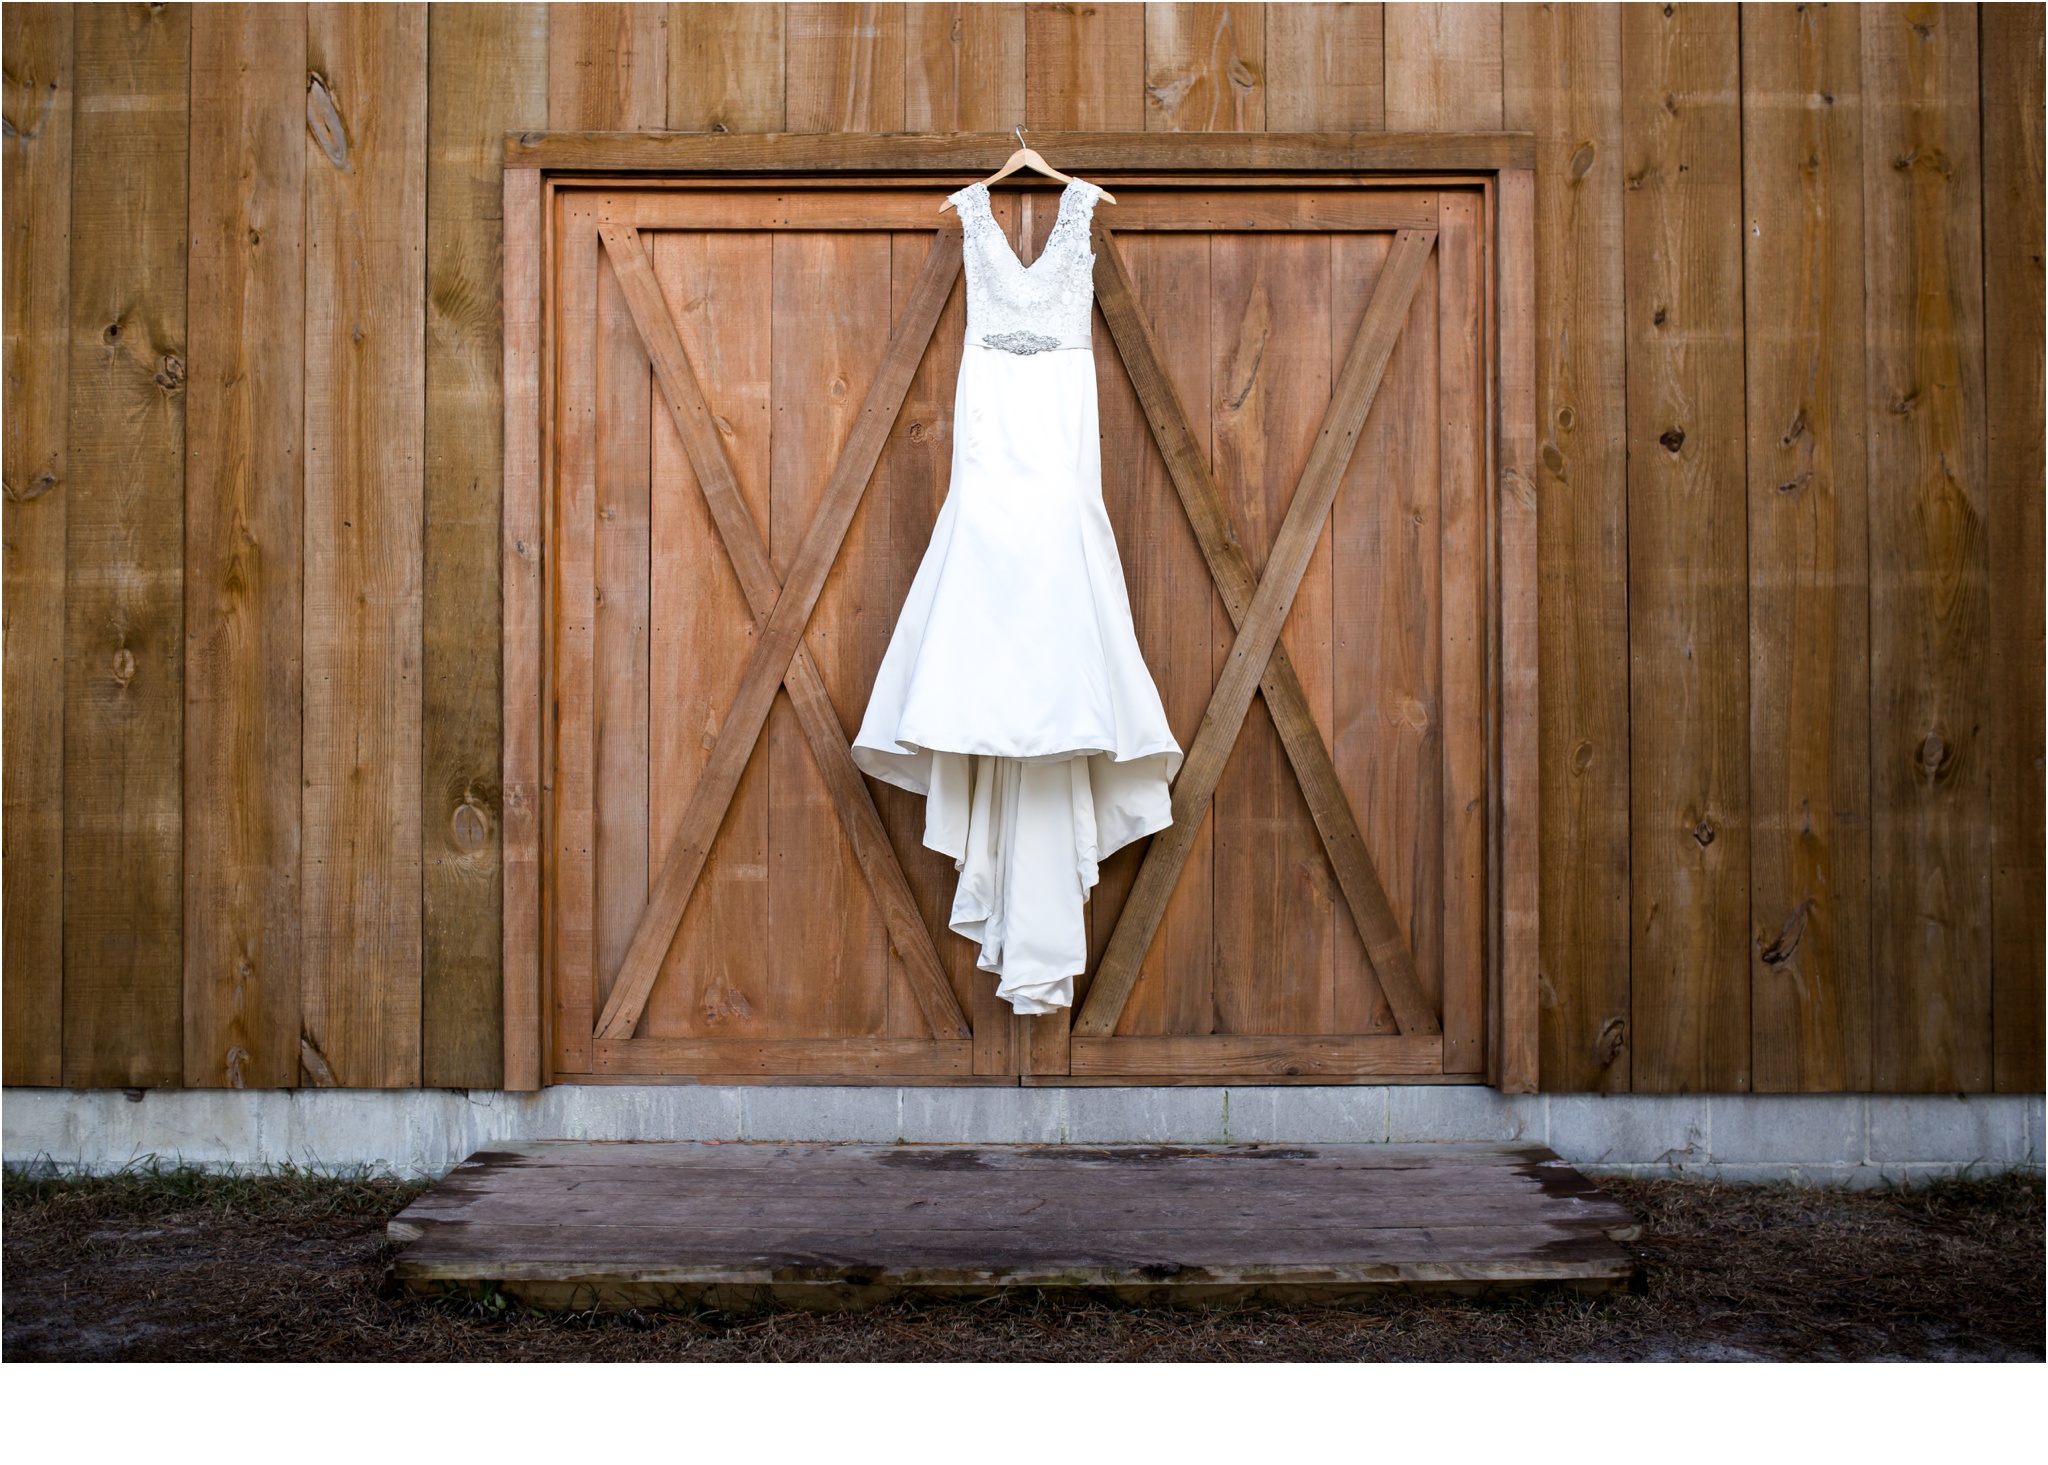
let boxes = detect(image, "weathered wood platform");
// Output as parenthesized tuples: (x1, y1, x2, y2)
(388, 1142, 1642, 1310)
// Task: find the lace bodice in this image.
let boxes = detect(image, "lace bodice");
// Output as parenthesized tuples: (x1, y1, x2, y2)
(946, 178, 1103, 354)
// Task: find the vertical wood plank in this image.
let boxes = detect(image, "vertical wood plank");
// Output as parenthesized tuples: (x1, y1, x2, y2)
(549, 195, 600, 1070)
(63, 1, 188, 1088)
(905, 2, 1024, 132)
(1496, 165, 1542, 1093)
(767, 229, 894, 1037)
(1622, 2, 1750, 1093)
(591, 240, 653, 1016)
(644, 229, 774, 1040)
(501, 166, 543, 1089)
(303, 4, 428, 1088)
(1331, 228, 1426, 1040)
(1265, 2, 1382, 132)
(1983, 0, 2046, 1093)
(1862, 2, 1991, 1091)
(1100, 231, 1218, 1038)
(1025, 1, 1144, 130)
(1211, 230, 1338, 1036)
(1, 2, 72, 1085)
(1143, 3, 1263, 132)
(422, 2, 547, 1089)
(1437, 191, 1488, 1072)
(548, 1, 666, 128)
(1384, 2, 1503, 131)
(871, 225, 983, 1042)
(1504, 2, 1631, 1091)
(185, 2, 305, 1090)
(1742, 1, 1871, 1092)
(786, 3, 906, 133)
(668, 2, 784, 131)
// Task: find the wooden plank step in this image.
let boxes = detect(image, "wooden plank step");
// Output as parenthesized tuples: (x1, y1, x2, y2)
(388, 1142, 1640, 1310)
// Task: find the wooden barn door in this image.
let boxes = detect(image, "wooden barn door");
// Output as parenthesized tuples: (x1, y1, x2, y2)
(539, 180, 1499, 1085)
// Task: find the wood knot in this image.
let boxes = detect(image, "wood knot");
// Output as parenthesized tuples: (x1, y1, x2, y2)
(1542, 441, 1566, 478)
(1594, 1016, 1628, 1067)
(1652, 307, 1667, 326)
(1571, 739, 1595, 774)
(1780, 408, 1808, 446)
(1760, 899, 1813, 966)
(102, 321, 122, 346)
(450, 799, 490, 853)
(5, 468, 58, 503)
(1659, 426, 1685, 453)
(225, 1046, 250, 1090)
(1916, 731, 1952, 781)
(907, 421, 927, 441)
(1556, 405, 1576, 431)
(830, 375, 848, 398)
(154, 354, 185, 392)
(111, 647, 136, 686)
(307, 72, 350, 172)
(1568, 142, 1596, 181)
(1691, 819, 1715, 847)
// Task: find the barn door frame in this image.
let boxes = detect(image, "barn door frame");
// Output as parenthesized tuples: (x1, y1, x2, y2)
(501, 132, 1540, 1093)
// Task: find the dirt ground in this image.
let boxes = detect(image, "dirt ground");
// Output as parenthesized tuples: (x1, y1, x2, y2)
(3, 1165, 2040, 1362)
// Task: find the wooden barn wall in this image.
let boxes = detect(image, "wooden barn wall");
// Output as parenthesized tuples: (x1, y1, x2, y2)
(2, 2, 2040, 1093)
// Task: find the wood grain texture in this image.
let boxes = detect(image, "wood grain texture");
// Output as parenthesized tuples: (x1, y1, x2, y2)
(1144, 4, 1263, 132)
(1096, 230, 1216, 1037)
(1211, 228, 1337, 1037)
(1862, 2, 1990, 1092)
(1503, 2, 1630, 1091)
(1092, 225, 1435, 1039)
(767, 228, 894, 1039)
(1331, 228, 1435, 1040)
(507, 129, 1538, 173)
(1982, 1, 2046, 1093)
(1436, 190, 1487, 1072)
(549, 1, 665, 128)
(601, 223, 968, 1042)
(668, 2, 785, 131)
(1622, 2, 1750, 1093)
(1265, 2, 1383, 132)
(594, 1037, 971, 1076)
(1495, 165, 1540, 1094)
(1384, 3, 1503, 131)
(906, 2, 1023, 132)
(422, 3, 547, 1089)
(1024, 3, 1144, 130)
(63, 1, 188, 1088)
(1077, 229, 1437, 1040)
(185, 2, 305, 1091)
(591, 232, 653, 1017)
(786, 3, 905, 133)
(645, 230, 774, 1042)
(1741, 2, 1871, 1093)
(501, 166, 544, 1090)
(303, 4, 428, 1088)
(2, 2, 72, 1085)
(1071, 1035, 1443, 1077)
(593, 231, 962, 1042)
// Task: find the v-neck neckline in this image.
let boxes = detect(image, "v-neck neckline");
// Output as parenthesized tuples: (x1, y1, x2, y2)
(968, 178, 1085, 275)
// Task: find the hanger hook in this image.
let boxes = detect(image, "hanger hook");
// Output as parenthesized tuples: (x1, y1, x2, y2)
(1014, 125, 1027, 149)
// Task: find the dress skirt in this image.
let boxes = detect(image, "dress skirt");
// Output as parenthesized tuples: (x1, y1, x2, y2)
(852, 341, 1181, 1014)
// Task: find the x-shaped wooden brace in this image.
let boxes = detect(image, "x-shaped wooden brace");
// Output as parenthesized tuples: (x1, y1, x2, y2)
(592, 224, 972, 1044)
(1074, 224, 1442, 1040)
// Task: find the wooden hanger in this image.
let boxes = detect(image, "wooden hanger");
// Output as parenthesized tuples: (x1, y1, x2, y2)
(940, 127, 1116, 210)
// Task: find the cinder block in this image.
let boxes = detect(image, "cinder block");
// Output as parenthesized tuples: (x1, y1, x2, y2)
(1266, 1086, 1389, 1143)
(1547, 1093, 1708, 1167)
(740, 1086, 899, 1143)
(2027, 1095, 2044, 1165)
(530, 1085, 744, 1145)
(1220, 1088, 1279, 1142)
(280, 1089, 428, 1174)
(1062, 1087, 1226, 1143)
(1386, 1084, 1541, 1144)
(1866, 1094, 2035, 1167)
(899, 1087, 1065, 1144)
(1706, 1094, 1866, 1165)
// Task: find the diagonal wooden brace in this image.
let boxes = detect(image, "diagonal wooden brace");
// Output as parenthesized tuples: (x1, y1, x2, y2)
(1089, 224, 1440, 1038)
(593, 225, 968, 1043)
(1075, 227, 1439, 1040)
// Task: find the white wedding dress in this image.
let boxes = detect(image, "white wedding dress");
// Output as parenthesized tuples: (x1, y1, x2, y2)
(852, 178, 1182, 1015)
